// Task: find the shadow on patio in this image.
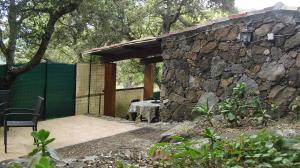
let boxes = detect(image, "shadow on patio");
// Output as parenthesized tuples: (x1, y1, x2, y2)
(0, 115, 139, 161)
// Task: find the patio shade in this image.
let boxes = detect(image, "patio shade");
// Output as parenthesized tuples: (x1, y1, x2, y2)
(83, 37, 162, 63)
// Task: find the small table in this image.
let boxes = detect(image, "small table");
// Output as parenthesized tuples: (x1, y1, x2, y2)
(128, 100, 160, 123)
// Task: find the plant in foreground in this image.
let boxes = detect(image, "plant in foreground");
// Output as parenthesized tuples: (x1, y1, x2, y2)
(29, 129, 55, 157)
(193, 99, 214, 127)
(150, 130, 300, 168)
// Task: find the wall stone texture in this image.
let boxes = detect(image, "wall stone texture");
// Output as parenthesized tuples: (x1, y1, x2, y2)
(160, 11, 300, 121)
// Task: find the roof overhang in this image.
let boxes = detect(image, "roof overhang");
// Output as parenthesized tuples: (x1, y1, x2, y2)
(83, 37, 162, 63)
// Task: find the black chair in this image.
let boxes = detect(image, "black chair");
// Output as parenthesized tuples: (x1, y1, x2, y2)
(0, 90, 10, 126)
(3, 96, 44, 153)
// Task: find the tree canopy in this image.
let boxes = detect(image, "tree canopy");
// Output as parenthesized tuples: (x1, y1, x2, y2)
(0, 0, 236, 89)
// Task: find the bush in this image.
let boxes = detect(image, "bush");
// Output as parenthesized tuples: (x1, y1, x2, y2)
(149, 130, 300, 168)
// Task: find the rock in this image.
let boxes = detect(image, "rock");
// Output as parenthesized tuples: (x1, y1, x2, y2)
(200, 42, 218, 54)
(288, 51, 298, 58)
(218, 42, 230, 51)
(296, 55, 300, 67)
(271, 47, 282, 60)
(203, 79, 219, 92)
(258, 62, 285, 81)
(220, 77, 233, 88)
(273, 87, 296, 106)
(275, 129, 298, 137)
(210, 56, 226, 77)
(287, 69, 300, 87)
(252, 46, 268, 55)
(225, 26, 239, 41)
(231, 64, 244, 74)
(255, 23, 273, 36)
(238, 75, 259, 95)
(171, 102, 197, 121)
(279, 54, 295, 69)
(169, 93, 186, 104)
(160, 121, 198, 142)
(263, 49, 270, 55)
(268, 85, 286, 99)
(214, 26, 231, 40)
(192, 40, 204, 53)
(272, 23, 285, 33)
(284, 32, 300, 51)
(197, 92, 219, 112)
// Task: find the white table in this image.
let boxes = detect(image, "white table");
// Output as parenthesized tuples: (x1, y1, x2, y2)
(128, 100, 160, 123)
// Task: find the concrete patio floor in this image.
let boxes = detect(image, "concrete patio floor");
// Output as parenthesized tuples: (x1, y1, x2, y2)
(0, 115, 140, 161)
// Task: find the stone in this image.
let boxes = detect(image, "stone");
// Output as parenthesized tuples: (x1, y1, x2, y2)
(296, 55, 300, 67)
(284, 32, 300, 51)
(258, 62, 285, 81)
(268, 85, 286, 99)
(189, 75, 197, 88)
(214, 26, 231, 40)
(225, 26, 239, 41)
(176, 69, 189, 87)
(263, 49, 270, 55)
(171, 102, 197, 121)
(191, 40, 203, 53)
(279, 54, 296, 69)
(273, 87, 296, 106)
(255, 23, 273, 36)
(169, 93, 186, 104)
(200, 42, 218, 54)
(238, 75, 259, 95)
(203, 79, 219, 92)
(218, 42, 230, 51)
(210, 56, 226, 77)
(272, 23, 285, 34)
(172, 49, 183, 59)
(259, 82, 271, 91)
(271, 47, 282, 60)
(220, 51, 240, 64)
(288, 51, 298, 58)
(197, 92, 219, 112)
(160, 121, 198, 142)
(252, 45, 268, 55)
(287, 69, 300, 87)
(231, 64, 244, 74)
(275, 129, 298, 138)
(250, 64, 261, 74)
(220, 77, 233, 88)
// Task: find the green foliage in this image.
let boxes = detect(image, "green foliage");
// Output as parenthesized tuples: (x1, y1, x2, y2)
(202, 128, 220, 149)
(9, 163, 22, 168)
(193, 99, 214, 127)
(216, 82, 274, 127)
(216, 82, 248, 127)
(29, 129, 55, 157)
(32, 157, 54, 168)
(150, 130, 300, 168)
(290, 103, 300, 120)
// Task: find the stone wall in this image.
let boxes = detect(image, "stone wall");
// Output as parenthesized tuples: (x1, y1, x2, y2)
(160, 10, 300, 121)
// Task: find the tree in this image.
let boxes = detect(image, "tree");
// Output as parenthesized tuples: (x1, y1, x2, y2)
(0, 0, 82, 89)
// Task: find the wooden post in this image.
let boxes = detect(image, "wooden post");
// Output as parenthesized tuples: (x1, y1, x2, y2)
(144, 64, 155, 99)
(104, 63, 116, 117)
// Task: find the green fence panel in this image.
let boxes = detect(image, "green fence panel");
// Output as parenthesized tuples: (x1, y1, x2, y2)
(45, 63, 75, 119)
(0, 65, 7, 77)
(9, 64, 46, 120)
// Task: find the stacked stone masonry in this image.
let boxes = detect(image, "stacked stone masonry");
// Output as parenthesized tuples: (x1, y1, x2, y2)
(160, 10, 300, 121)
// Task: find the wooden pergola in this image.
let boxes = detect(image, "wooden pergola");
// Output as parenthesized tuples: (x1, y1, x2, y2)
(83, 37, 162, 117)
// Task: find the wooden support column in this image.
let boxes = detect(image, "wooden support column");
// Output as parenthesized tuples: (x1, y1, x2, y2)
(104, 63, 116, 117)
(144, 63, 155, 99)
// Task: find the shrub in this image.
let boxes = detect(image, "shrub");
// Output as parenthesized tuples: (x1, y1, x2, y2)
(193, 99, 214, 127)
(149, 130, 300, 168)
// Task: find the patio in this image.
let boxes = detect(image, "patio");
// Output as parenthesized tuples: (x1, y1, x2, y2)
(0, 115, 139, 161)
